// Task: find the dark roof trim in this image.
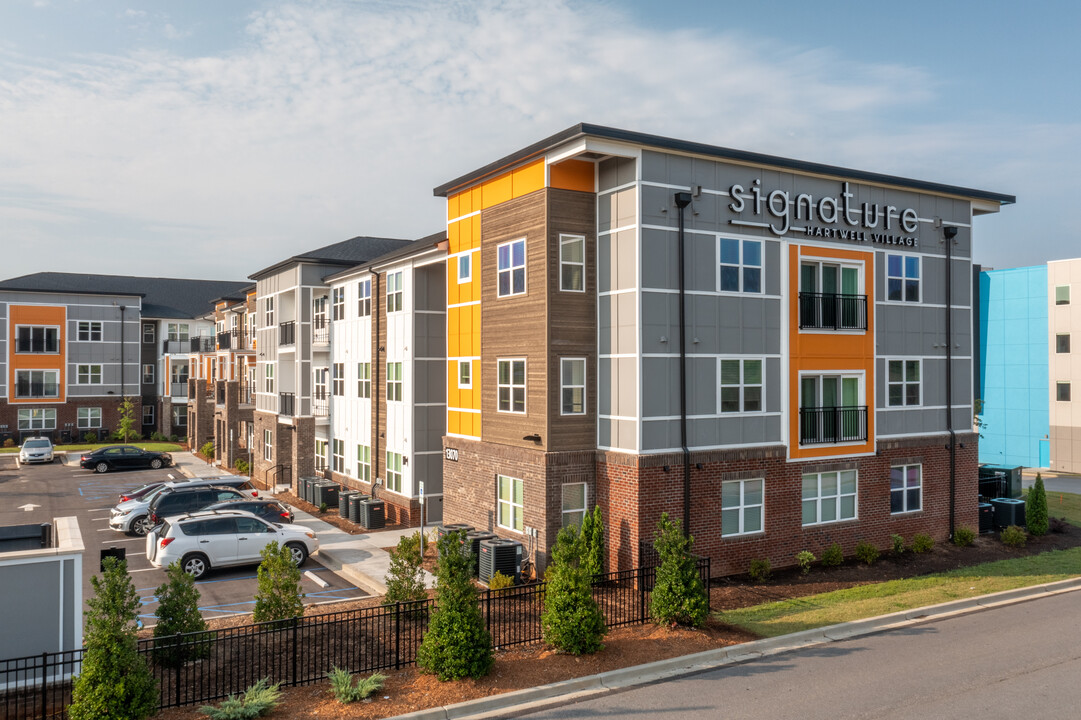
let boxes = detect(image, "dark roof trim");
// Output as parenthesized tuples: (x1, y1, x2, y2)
(433, 123, 1016, 206)
(0, 286, 145, 299)
(250, 255, 369, 282)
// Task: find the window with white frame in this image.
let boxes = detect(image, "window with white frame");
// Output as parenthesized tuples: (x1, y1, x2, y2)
(560, 234, 585, 292)
(497, 359, 526, 413)
(799, 374, 865, 444)
(167, 323, 189, 341)
(77, 407, 102, 429)
(1057, 382, 1071, 401)
(1057, 334, 1070, 353)
(264, 364, 274, 393)
(890, 464, 922, 514)
(333, 439, 345, 473)
(386, 451, 403, 493)
(561, 358, 585, 414)
(314, 439, 328, 471)
(719, 238, 762, 293)
(77, 321, 102, 342)
(172, 406, 187, 427)
(357, 362, 371, 398)
(247, 312, 255, 344)
(887, 360, 921, 406)
(561, 482, 587, 527)
(497, 238, 526, 297)
(264, 429, 273, 461)
(17, 408, 56, 430)
(1055, 285, 1070, 306)
(801, 469, 857, 525)
(719, 358, 763, 413)
(457, 253, 472, 284)
(142, 364, 155, 385)
(143, 323, 155, 344)
(886, 254, 920, 302)
(721, 478, 764, 536)
(143, 405, 155, 425)
(171, 362, 189, 384)
(458, 360, 472, 389)
(387, 362, 403, 401)
(387, 271, 403, 313)
(497, 475, 524, 532)
(332, 287, 345, 321)
(357, 444, 371, 483)
(15, 326, 59, 353)
(15, 369, 59, 398)
(332, 363, 345, 396)
(313, 296, 328, 329)
(313, 367, 328, 401)
(358, 280, 371, 317)
(264, 297, 274, 327)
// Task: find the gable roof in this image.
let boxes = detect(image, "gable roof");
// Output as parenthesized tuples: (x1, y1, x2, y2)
(249, 235, 414, 280)
(322, 231, 447, 283)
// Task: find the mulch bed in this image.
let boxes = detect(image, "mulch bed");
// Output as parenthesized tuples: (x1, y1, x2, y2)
(277, 491, 412, 537)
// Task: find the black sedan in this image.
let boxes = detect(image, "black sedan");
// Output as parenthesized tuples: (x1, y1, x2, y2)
(201, 498, 295, 524)
(80, 445, 172, 473)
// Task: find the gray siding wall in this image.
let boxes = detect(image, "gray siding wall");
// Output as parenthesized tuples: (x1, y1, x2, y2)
(413, 261, 447, 498)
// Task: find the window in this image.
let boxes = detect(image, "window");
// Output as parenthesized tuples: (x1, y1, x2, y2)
(264, 364, 274, 393)
(497, 359, 526, 413)
(77, 407, 102, 429)
(332, 287, 345, 321)
(497, 475, 524, 532)
(387, 362, 403, 401)
(264, 429, 273, 461)
(332, 363, 345, 396)
(357, 362, 371, 398)
(799, 261, 864, 330)
(561, 482, 587, 527)
(15, 326, 59, 353)
(1057, 334, 1071, 354)
(719, 359, 763, 413)
(264, 297, 275, 327)
(332, 439, 344, 473)
(17, 408, 56, 430)
(387, 271, 403, 313)
(313, 367, 328, 402)
(172, 406, 187, 427)
(314, 440, 328, 471)
(799, 374, 865, 444)
(1056, 285, 1071, 306)
(386, 451, 402, 493)
(358, 280, 371, 317)
(458, 360, 472, 389)
(1057, 382, 1071, 401)
(247, 313, 256, 344)
(497, 238, 526, 297)
(559, 234, 585, 291)
(143, 405, 155, 425)
(77, 321, 102, 342)
(142, 364, 155, 385)
(802, 470, 858, 525)
(313, 296, 328, 329)
(142, 323, 155, 344)
(721, 478, 764, 536)
(561, 358, 586, 415)
(457, 253, 472, 284)
(719, 238, 762, 293)
(890, 464, 922, 514)
(15, 370, 59, 398)
(887, 360, 921, 406)
(886, 254, 920, 302)
(166, 323, 189, 341)
(357, 444, 371, 482)
(171, 362, 189, 384)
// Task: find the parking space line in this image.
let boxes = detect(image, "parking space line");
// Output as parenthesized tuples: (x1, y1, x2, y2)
(89, 517, 109, 521)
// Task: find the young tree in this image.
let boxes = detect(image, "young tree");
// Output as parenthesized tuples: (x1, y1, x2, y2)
(416, 530, 492, 680)
(541, 525, 607, 654)
(153, 562, 210, 667)
(1027, 473, 1049, 536)
(384, 532, 427, 604)
(252, 542, 305, 624)
(579, 506, 605, 579)
(116, 397, 137, 443)
(650, 513, 708, 627)
(69, 557, 157, 720)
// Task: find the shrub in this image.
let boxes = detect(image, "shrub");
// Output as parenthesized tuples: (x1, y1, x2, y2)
(234, 458, 250, 475)
(68, 557, 157, 720)
(327, 667, 386, 703)
(854, 541, 879, 565)
(891, 534, 905, 554)
(318, 502, 328, 514)
(153, 562, 210, 667)
(149, 432, 167, 442)
(795, 550, 815, 575)
(2, 438, 14, 448)
(649, 513, 708, 627)
(1001, 525, 1027, 548)
(384, 532, 426, 604)
(488, 571, 514, 590)
(1027, 474, 1049, 536)
(1050, 516, 1069, 534)
(199, 678, 282, 719)
(953, 526, 977, 547)
(417, 530, 493, 680)
(912, 534, 935, 553)
(170, 434, 179, 442)
(200, 441, 215, 460)
(252, 542, 304, 625)
(579, 506, 605, 578)
(821, 543, 844, 567)
(83, 432, 98, 444)
(748, 558, 771, 583)
(541, 524, 607, 654)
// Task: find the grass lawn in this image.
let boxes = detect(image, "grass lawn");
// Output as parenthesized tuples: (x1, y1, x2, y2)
(1025, 485, 1081, 527)
(0, 442, 185, 454)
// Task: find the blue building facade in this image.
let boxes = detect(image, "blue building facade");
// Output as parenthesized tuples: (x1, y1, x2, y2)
(978, 266, 1049, 467)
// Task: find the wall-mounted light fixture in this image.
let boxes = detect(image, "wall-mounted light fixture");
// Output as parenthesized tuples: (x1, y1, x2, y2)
(663, 465, 671, 473)
(523, 433, 541, 443)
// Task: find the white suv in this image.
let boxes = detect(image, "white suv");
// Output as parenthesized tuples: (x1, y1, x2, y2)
(19, 437, 55, 464)
(146, 509, 319, 579)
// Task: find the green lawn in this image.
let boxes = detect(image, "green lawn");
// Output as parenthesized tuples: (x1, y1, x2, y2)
(1025, 485, 1081, 527)
(1, 442, 186, 454)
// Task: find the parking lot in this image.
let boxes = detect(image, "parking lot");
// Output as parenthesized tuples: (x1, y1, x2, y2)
(0, 458, 368, 628)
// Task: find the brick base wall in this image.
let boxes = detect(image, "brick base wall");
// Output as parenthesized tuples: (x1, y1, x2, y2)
(0, 397, 135, 443)
(328, 471, 423, 527)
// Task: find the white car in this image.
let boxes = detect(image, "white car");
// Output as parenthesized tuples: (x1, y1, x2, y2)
(146, 509, 319, 579)
(19, 437, 55, 464)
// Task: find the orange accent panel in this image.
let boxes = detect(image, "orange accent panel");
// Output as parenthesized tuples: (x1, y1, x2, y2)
(9, 305, 66, 403)
(549, 159, 595, 193)
(446, 159, 546, 223)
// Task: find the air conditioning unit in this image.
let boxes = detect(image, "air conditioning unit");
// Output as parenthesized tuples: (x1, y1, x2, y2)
(978, 502, 994, 533)
(339, 490, 359, 518)
(991, 497, 1026, 529)
(436, 523, 474, 542)
(478, 538, 522, 585)
(463, 530, 497, 576)
(313, 482, 339, 509)
(360, 498, 385, 530)
(347, 493, 369, 524)
(299, 476, 319, 504)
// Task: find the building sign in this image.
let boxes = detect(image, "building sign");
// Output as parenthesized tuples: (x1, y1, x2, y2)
(728, 179, 920, 247)
(445, 447, 459, 462)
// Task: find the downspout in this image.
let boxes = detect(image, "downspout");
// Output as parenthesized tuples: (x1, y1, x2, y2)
(943, 224, 959, 539)
(674, 192, 693, 534)
(373, 272, 381, 500)
(119, 305, 126, 398)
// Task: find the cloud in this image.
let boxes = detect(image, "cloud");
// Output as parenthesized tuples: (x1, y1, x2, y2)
(0, 0, 1070, 279)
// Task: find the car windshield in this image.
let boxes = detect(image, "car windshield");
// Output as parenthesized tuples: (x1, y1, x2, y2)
(24, 440, 50, 448)
(143, 485, 172, 502)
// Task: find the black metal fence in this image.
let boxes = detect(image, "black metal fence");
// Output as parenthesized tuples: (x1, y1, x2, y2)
(0, 558, 709, 719)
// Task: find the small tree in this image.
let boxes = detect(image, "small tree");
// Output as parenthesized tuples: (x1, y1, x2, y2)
(579, 506, 605, 579)
(416, 530, 492, 680)
(650, 513, 708, 627)
(116, 397, 138, 443)
(541, 524, 607, 654)
(384, 532, 427, 604)
(69, 557, 157, 720)
(153, 562, 210, 667)
(252, 542, 304, 624)
(1027, 473, 1049, 536)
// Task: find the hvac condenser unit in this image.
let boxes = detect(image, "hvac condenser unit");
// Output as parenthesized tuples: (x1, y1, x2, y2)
(478, 538, 522, 585)
(463, 530, 497, 576)
(313, 482, 339, 509)
(360, 498, 385, 529)
(436, 523, 474, 542)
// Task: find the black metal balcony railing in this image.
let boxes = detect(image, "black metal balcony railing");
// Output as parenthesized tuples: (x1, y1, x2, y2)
(313, 387, 329, 417)
(14, 381, 59, 398)
(279, 392, 295, 417)
(798, 293, 867, 330)
(279, 321, 295, 346)
(216, 383, 227, 405)
(799, 406, 868, 445)
(162, 339, 188, 354)
(240, 383, 255, 405)
(313, 316, 329, 345)
(217, 331, 232, 350)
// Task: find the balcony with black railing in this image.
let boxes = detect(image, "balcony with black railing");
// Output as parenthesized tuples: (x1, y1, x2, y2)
(312, 387, 328, 417)
(313, 317, 329, 345)
(798, 293, 867, 330)
(217, 331, 232, 350)
(799, 405, 868, 445)
(279, 391, 295, 416)
(279, 321, 295, 346)
(240, 383, 255, 405)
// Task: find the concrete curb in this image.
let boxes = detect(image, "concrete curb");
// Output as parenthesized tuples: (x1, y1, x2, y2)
(384, 576, 1081, 720)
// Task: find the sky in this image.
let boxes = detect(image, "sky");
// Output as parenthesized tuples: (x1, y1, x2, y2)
(0, 0, 1077, 282)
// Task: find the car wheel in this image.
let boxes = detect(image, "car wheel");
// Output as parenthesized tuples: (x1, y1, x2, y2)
(150, 458, 163, 470)
(95, 462, 109, 474)
(286, 542, 308, 567)
(181, 553, 209, 580)
(130, 515, 152, 536)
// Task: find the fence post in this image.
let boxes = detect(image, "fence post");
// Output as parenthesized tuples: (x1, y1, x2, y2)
(484, 590, 491, 635)
(290, 616, 298, 686)
(175, 634, 182, 707)
(394, 602, 401, 671)
(40, 651, 48, 720)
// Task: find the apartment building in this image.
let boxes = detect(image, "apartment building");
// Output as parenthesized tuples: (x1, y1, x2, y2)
(1047, 259, 1081, 472)
(435, 124, 1014, 576)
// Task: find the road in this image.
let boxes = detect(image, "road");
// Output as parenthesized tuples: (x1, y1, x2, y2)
(521, 591, 1081, 720)
(1022, 469, 1081, 495)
